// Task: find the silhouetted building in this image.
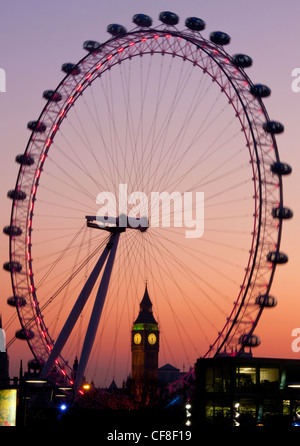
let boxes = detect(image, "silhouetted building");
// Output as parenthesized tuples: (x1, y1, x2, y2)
(72, 356, 78, 383)
(131, 284, 159, 405)
(158, 363, 185, 386)
(108, 378, 118, 394)
(194, 356, 300, 427)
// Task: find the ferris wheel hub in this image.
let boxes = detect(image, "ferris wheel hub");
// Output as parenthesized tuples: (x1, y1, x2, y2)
(85, 215, 149, 232)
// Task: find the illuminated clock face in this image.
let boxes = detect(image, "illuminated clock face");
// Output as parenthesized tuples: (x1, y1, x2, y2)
(133, 333, 142, 345)
(148, 333, 157, 345)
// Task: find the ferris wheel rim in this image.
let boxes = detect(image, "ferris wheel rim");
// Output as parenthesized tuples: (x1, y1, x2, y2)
(5, 16, 288, 383)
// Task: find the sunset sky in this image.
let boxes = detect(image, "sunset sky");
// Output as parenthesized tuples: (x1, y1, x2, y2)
(1, 0, 300, 387)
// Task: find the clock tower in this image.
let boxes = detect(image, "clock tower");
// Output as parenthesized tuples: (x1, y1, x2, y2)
(131, 284, 159, 405)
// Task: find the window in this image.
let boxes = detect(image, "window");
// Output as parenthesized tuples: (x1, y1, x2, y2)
(205, 365, 230, 392)
(205, 400, 231, 421)
(236, 367, 256, 389)
(283, 400, 290, 416)
(259, 367, 279, 388)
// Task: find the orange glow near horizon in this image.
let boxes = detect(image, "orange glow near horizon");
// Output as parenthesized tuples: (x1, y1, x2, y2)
(1, 2, 300, 389)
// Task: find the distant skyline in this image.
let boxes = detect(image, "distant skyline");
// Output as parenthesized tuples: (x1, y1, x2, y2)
(1, 0, 300, 387)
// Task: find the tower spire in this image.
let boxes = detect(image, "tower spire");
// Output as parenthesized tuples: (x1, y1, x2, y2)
(134, 283, 157, 325)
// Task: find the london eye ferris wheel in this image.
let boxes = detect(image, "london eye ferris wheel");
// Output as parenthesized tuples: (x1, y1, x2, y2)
(4, 12, 292, 390)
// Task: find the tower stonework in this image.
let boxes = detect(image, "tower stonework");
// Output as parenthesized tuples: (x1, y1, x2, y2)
(131, 285, 159, 405)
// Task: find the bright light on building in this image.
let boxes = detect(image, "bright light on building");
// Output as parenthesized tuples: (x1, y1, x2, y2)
(25, 379, 47, 384)
(185, 402, 192, 425)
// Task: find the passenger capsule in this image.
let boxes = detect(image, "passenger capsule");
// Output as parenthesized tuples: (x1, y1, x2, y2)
(267, 251, 288, 264)
(15, 328, 34, 340)
(7, 296, 27, 307)
(255, 294, 277, 308)
(270, 162, 292, 175)
(7, 189, 26, 201)
(250, 84, 271, 98)
(185, 17, 206, 31)
(239, 334, 261, 347)
(107, 24, 127, 37)
(3, 261, 22, 272)
(15, 154, 35, 166)
(83, 40, 101, 53)
(272, 206, 293, 220)
(43, 90, 62, 102)
(159, 11, 179, 26)
(61, 63, 81, 75)
(232, 54, 252, 68)
(263, 121, 284, 134)
(27, 121, 46, 133)
(209, 31, 231, 45)
(3, 225, 22, 237)
(133, 14, 153, 27)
